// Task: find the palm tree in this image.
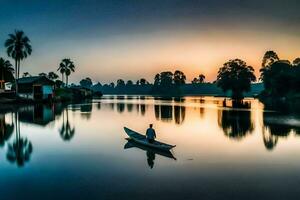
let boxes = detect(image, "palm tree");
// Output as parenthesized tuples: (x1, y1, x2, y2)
(57, 58, 75, 86)
(5, 30, 32, 95)
(0, 58, 14, 90)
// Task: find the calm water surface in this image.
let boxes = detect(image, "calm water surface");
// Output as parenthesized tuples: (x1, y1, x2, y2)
(1, 96, 300, 200)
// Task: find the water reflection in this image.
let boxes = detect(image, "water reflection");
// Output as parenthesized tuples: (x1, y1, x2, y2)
(218, 109, 254, 140)
(18, 104, 55, 126)
(0, 96, 300, 169)
(262, 112, 300, 150)
(6, 113, 33, 167)
(0, 114, 14, 147)
(124, 140, 176, 169)
(80, 103, 93, 120)
(59, 108, 75, 141)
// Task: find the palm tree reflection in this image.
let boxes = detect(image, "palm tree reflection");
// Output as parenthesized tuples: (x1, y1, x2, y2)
(6, 112, 33, 167)
(59, 108, 75, 141)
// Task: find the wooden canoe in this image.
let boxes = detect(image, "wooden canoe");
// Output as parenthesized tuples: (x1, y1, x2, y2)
(124, 127, 176, 151)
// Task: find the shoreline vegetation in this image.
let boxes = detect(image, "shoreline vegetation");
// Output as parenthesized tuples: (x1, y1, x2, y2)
(1, 31, 300, 112)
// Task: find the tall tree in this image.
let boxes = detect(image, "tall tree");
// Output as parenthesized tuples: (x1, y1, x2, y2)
(5, 30, 32, 95)
(260, 60, 292, 96)
(58, 58, 75, 86)
(217, 59, 256, 100)
(0, 58, 14, 89)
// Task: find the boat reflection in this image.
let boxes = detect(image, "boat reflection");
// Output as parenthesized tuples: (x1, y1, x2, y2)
(124, 139, 176, 169)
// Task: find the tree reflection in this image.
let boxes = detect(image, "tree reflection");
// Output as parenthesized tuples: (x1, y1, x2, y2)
(140, 104, 146, 116)
(127, 103, 133, 112)
(263, 112, 292, 137)
(6, 112, 33, 167)
(80, 104, 92, 120)
(0, 114, 14, 147)
(261, 112, 295, 150)
(117, 103, 125, 113)
(59, 109, 75, 141)
(199, 107, 205, 118)
(154, 104, 185, 124)
(262, 127, 278, 151)
(174, 105, 185, 125)
(218, 109, 254, 140)
(160, 105, 172, 122)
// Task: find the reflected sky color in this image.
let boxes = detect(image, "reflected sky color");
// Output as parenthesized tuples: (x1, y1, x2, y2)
(0, 97, 300, 199)
(0, 0, 300, 83)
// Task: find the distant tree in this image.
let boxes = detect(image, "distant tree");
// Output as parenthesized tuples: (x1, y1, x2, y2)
(5, 30, 32, 95)
(154, 73, 160, 85)
(191, 74, 205, 84)
(217, 59, 256, 100)
(58, 58, 75, 86)
(109, 82, 115, 88)
(139, 78, 148, 85)
(39, 72, 47, 76)
(0, 58, 14, 88)
(191, 78, 198, 84)
(80, 77, 93, 88)
(160, 71, 173, 87)
(136, 80, 140, 85)
(116, 79, 125, 88)
(22, 72, 31, 77)
(173, 70, 186, 85)
(126, 80, 133, 86)
(199, 74, 205, 83)
(48, 72, 59, 81)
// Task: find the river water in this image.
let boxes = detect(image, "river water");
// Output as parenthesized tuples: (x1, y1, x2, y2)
(0, 96, 300, 199)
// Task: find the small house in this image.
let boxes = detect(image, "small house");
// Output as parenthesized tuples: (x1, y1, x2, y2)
(18, 76, 54, 101)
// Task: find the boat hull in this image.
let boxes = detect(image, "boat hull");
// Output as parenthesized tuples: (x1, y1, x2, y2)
(124, 127, 175, 151)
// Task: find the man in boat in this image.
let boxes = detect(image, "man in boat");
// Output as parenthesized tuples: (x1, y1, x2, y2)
(146, 124, 156, 143)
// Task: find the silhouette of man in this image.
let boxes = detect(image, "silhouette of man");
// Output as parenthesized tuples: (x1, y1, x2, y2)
(146, 124, 156, 143)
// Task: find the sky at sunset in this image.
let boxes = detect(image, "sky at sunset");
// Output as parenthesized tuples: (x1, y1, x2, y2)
(0, 0, 299, 84)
